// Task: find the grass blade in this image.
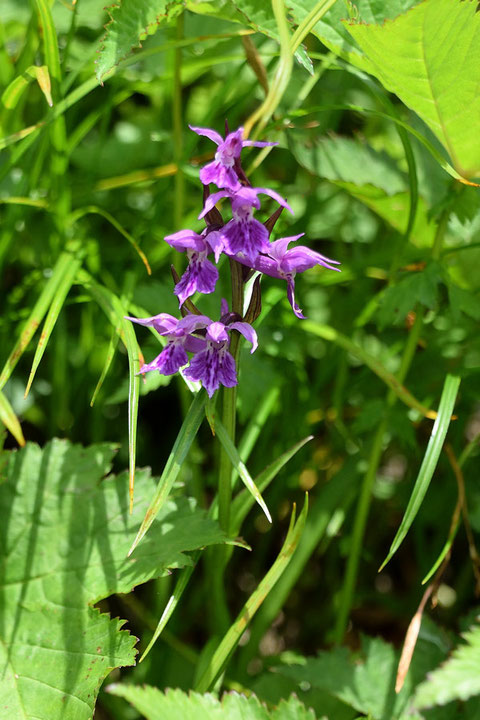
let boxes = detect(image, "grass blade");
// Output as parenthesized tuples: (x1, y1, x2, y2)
(0, 390, 25, 446)
(24, 251, 82, 398)
(231, 435, 313, 533)
(214, 416, 272, 524)
(0, 251, 73, 390)
(194, 495, 308, 693)
(128, 390, 207, 556)
(379, 374, 461, 571)
(90, 328, 120, 407)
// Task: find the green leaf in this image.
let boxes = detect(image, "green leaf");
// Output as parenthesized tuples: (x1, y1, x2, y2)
(128, 390, 207, 555)
(0, 439, 227, 720)
(379, 374, 461, 571)
(310, 0, 419, 73)
(378, 262, 443, 328)
(107, 685, 318, 720)
(96, 0, 184, 82)
(414, 623, 480, 709)
(277, 626, 448, 720)
(289, 134, 407, 196)
(0, 389, 25, 447)
(345, 0, 480, 180)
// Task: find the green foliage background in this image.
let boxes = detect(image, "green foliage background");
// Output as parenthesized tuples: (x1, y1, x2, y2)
(1, 0, 480, 718)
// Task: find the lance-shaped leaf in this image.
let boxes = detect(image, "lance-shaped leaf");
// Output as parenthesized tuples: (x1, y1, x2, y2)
(0, 439, 227, 720)
(345, 0, 480, 181)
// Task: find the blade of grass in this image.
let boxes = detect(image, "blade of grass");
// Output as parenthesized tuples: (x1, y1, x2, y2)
(302, 320, 436, 419)
(0, 390, 25, 447)
(230, 435, 313, 534)
(128, 390, 207, 556)
(214, 416, 272, 525)
(69, 206, 151, 275)
(0, 251, 74, 390)
(233, 385, 279, 485)
(24, 250, 83, 398)
(1, 65, 52, 110)
(195, 496, 308, 693)
(379, 374, 461, 571)
(90, 328, 121, 407)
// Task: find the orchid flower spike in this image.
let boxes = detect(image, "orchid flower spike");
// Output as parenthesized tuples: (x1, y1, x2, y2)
(189, 125, 277, 191)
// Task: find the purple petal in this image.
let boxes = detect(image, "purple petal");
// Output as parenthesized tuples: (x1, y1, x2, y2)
(205, 229, 225, 262)
(242, 140, 278, 148)
(228, 322, 258, 352)
(125, 313, 179, 335)
(185, 336, 207, 354)
(184, 346, 237, 397)
(164, 229, 206, 253)
(220, 298, 229, 316)
(255, 187, 293, 214)
(251, 254, 282, 279)
(199, 189, 230, 219)
(218, 130, 244, 163)
(174, 256, 219, 306)
(177, 314, 211, 335)
(223, 218, 269, 263)
(189, 124, 223, 145)
(206, 321, 229, 344)
(200, 162, 240, 191)
(140, 342, 188, 375)
(231, 187, 261, 213)
(281, 246, 341, 274)
(267, 234, 305, 262)
(286, 276, 306, 319)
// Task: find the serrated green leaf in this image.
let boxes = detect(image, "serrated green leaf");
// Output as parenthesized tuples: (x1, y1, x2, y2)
(289, 134, 406, 196)
(414, 622, 480, 709)
(277, 627, 448, 720)
(345, 0, 480, 180)
(96, 0, 184, 82)
(378, 262, 443, 328)
(310, 0, 419, 73)
(107, 685, 318, 720)
(0, 439, 227, 720)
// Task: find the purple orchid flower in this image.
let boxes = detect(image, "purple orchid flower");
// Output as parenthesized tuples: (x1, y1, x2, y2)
(125, 313, 208, 375)
(164, 228, 225, 306)
(126, 307, 258, 398)
(189, 125, 277, 191)
(184, 313, 257, 397)
(199, 186, 292, 264)
(238, 234, 341, 319)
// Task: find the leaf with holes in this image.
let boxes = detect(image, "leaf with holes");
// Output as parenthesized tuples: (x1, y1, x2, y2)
(0, 439, 227, 719)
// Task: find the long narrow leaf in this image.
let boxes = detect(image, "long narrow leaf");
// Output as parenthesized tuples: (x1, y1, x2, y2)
(379, 374, 461, 571)
(128, 390, 207, 556)
(214, 416, 272, 524)
(195, 496, 308, 693)
(0, 251, 73, 390)
(0, 390, 25, 446)
(231, 435, 313, 533)
(24, 252, 82, 397)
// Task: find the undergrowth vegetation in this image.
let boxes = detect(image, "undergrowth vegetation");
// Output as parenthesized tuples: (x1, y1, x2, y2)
(1, 1, 480, 718)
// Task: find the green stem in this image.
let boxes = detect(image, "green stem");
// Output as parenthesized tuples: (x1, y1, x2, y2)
(173, 13, 185, 274)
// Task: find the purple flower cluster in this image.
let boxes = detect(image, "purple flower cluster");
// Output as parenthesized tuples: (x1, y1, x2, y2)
(127, 125, 340, 397)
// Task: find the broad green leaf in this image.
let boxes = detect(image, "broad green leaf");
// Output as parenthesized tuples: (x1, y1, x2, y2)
(0, 439, 227, 720)
(379, 374, 461, 570)
(107, 685, 318, 720)
(277, 627, 448, 720)
(128, 390, 207, 555)
(289, 134, 407, 196)
(96, 0, 184, 82)
(346, 0, 480, 180)
(378, 262, 443, 328)
(310, 0, 419, 73)
(414, 623, 480, 709)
